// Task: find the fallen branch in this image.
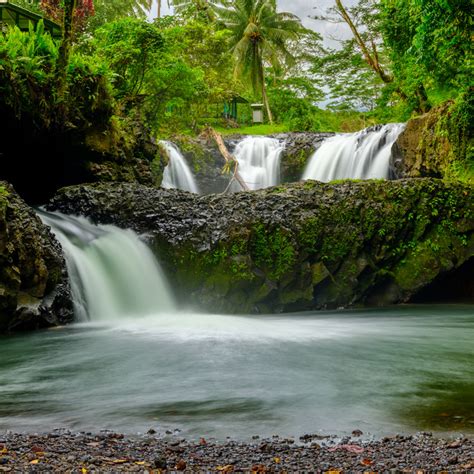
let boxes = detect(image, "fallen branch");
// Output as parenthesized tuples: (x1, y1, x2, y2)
(206, 127, 249, 191)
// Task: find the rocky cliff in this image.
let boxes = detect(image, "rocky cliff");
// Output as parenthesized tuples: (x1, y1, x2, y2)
(48, 179, 473, 313)
(0, 182, 73, 332)
(391, 90, 473, 183)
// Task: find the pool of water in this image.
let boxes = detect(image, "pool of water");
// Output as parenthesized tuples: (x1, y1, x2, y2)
(0, 305, 473, 439)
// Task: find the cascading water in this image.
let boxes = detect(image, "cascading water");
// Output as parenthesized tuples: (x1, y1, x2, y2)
(232, 136, 284, 190)
(160, 141, 200, 193)
(302, 123, 405, 182)
(39, 211, 175, 321)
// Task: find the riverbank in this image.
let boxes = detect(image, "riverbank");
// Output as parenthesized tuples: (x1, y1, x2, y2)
(0, 431, 472, 471)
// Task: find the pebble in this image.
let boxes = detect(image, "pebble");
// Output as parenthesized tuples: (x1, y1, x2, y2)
(0, 431, 471, 470)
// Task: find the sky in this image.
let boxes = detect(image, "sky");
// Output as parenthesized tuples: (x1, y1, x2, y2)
(147, 0, 357, 47)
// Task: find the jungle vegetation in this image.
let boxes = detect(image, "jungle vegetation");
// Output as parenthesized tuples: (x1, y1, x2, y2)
(1, 0, 472, 136)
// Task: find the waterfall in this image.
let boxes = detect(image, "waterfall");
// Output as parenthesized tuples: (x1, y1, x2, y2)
(39, 211, 175, 322)
(302, 123, 405, 182)
(232, 136, 284, 190)
(160, 141, 200, 193)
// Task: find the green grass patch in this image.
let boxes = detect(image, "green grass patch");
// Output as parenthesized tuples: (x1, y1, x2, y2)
(214, 123, 290, 135)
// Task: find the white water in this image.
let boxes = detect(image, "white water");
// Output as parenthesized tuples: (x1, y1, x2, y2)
(39, 212, 175, 321)
(160, 141, 200, 193)
(233, 136, 284, 190)
(302, 123, 405, 182)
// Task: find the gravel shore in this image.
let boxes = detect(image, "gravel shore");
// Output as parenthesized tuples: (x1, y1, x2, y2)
(0, 431, 472, 472)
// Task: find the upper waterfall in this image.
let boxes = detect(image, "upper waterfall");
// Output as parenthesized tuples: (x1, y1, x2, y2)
(160, 141, 200, 193)
(232, 136, 284, 190)
(302, 123, 405, 182)
(39, 211, 175, 322)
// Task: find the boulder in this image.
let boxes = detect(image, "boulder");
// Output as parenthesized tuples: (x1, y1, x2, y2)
(0, 182, 73, 332)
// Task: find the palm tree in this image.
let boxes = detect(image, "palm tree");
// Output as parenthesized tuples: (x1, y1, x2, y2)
(170, 0, 217, 21)
(93, 0, 153, 20)
(216, 0, 303, 123)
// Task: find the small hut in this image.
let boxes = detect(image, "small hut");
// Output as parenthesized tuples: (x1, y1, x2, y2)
(0, 0, 61, 37)
(223, 94, 249, 121)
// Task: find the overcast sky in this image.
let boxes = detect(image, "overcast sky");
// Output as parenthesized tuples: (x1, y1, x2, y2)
(148, 0, 357, 47)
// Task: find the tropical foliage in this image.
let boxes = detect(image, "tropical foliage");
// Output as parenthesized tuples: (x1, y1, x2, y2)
(1, 0, 472, 133)
(215, 0, 304, 123)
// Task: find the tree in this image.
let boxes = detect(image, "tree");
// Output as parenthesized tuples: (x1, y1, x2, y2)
(334, 0, 392, 84)
(92, 18, 205, 131)
(55, 0, 78, 102)
(89, 0, 153, 30)
(170, 0, 217, 21)
(40, 0, 94, 28)
(380, 0, 472, 91)
(314, 0, 430, 113)
(216, 0, 303, 123)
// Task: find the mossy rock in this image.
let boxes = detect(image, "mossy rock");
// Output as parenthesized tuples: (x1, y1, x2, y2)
(391, 91, 474, 184)
(49, 178, 474, 314)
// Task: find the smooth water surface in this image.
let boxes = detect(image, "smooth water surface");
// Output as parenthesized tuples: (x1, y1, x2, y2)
(0, 305, 473, 439)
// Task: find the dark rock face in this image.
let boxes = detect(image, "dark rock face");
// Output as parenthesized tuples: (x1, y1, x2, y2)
(0, 105, 155, 204)
(172, 136, 230, 194)
(391, 94, 473, 183)
(0, 182, 73, 332)
(273, 132, 334, 182)
(48, 179, 474, 314)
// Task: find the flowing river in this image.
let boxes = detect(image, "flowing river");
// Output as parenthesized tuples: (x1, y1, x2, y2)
(0, 305, 473, 439)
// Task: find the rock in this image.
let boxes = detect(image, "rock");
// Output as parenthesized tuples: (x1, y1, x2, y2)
(153, 457, 167, 469)
(274, 132, 334, 182)
(391, 90, 473, 183)
(0, 181, 73, 333)
(47, 178, 474, 314)
(0, 99, 156, 204)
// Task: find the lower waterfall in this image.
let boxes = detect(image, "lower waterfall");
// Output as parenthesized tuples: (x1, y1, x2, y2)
(39, 211, 175, 321)
(302, 123, 405, 182)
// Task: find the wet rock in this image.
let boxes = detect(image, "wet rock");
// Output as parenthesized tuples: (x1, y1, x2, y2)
(390, 92, 473, 182)
(153, 457, 167, 469)
(0, 181, 73, 333)
(48, 179, 474, 314)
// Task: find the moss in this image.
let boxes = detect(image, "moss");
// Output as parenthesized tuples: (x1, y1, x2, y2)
(173, 136, 207, 174)
(311, 262, 330, 285)
(58, 179, 473, 314)
(398, 92, 473, 183)
(250, 224, 296, 280)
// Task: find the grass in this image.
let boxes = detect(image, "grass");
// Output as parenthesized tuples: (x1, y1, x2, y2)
(214, 123, 290, 135)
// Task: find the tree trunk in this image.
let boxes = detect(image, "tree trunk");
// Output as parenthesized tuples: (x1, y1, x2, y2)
(157, 0, 161, 18)
(335, 0, 393, 84)
(260, 64, 273, 124)
(207, 127, 249, 191)
(56, 0, 76, 105)
(415, 84, 430, 113)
